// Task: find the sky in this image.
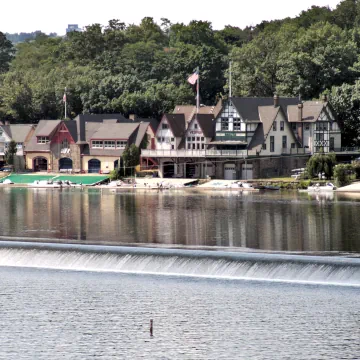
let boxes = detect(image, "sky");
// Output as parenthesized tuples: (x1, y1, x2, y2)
(1, 0, 342, 35)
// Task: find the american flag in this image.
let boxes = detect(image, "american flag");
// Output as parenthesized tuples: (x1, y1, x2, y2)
(187, 70, 199, 85)
(63, 93, 66, 102)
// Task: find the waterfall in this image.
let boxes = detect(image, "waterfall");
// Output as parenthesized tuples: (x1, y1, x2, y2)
(0, 241, 359, 287)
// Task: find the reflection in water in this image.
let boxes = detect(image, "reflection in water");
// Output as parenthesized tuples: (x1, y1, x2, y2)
(0, 188, 359, 252)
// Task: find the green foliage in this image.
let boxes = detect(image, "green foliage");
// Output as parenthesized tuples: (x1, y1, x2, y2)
(0, 31, 15, 73)
(299, 180, 312, 189)
(306, 152, 337, 179)
(109, 169, 120, 181)
(5, 140, 17, 165)
(352, 161, 360, 179)
(2, 3, 360, 145)
(122, 144, 140, 176)
(334, 163, 353, 187)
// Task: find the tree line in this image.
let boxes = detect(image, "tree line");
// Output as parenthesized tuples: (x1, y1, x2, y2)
(1, 0, 360, 146)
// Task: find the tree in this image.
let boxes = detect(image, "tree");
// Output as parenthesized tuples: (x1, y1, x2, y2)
(5, 140, 17, 166)
(122, 144, 140, 176)
(0, 31, 15, 73)
(306, 153, 336, 179)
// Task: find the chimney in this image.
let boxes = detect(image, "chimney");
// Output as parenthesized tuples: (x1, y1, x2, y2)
(322, 94, 328, 103)
(129, 114, 137, 121)
(273, 94, 279, 107)
(5, 120, 10, 125)
(298, 102, 303, 122)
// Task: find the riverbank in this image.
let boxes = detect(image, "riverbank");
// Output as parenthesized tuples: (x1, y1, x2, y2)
(336, 181, 360, 192)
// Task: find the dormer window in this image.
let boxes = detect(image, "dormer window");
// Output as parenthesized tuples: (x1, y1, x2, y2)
(92, 141, 103, 148)
(162, 123, 169, 130)
(104, 141, 115, 149)
(37, 136, 49, 144)
(194, 124, 198, 129)
(116, 141, 127, 149)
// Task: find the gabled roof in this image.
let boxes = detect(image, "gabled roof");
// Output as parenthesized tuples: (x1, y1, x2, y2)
(288, 101, 327, 123)
(64, 120, 78, 143)
(248, 106, 280, 151)
(190, 114, 215, 138)
(230, 97, 298, 121)
(162, 114, 186, 137)
(25, 120, 61, 152)
(173, 100, 222, 122)
(35, 120, 61, 137)
(134, 122, 150, 147)
(0, 124, 34, 143)
(135, 118, 160, 133)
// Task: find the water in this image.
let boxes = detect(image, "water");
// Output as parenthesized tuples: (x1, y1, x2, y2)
(0, 188, 360, 358)
(0, 187, 359, 252)
(0, 266, 359, 359)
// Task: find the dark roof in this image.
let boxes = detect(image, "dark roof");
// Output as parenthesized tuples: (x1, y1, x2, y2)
(288, 101, 327, 123)
(191, 114, 215, 138)
(163, 114, 186, 137)
(75, 114, 128, 142)
(63, 120, 78, 143)
(230, 97, 298, 121)
(25, 120, 61, 152)
(90, 123, 140, 140)
(136, 118, 160, 133)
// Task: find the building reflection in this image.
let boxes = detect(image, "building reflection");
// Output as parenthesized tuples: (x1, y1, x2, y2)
(0, 188, 359, 253)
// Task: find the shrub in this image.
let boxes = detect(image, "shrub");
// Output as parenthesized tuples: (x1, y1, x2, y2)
(334, 164, 353, 187)
(353, 161, 360, 179)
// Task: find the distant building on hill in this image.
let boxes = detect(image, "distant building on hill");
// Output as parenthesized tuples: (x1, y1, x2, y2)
(66, 24, 81, 33)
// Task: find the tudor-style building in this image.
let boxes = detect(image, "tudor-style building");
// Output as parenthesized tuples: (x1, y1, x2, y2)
(141, 95, 343, 180)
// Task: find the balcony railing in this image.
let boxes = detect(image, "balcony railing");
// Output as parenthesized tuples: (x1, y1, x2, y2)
(282, 148, 311, 155)
(141, 149, 250, 158)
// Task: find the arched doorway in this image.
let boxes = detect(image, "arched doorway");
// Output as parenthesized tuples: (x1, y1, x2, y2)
(88, 159, 101, 173)
(33, 157, 48, 172)
(59, 158, 73, 171)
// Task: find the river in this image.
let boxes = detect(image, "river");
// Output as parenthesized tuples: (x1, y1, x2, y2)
(0, 188, 359, 359)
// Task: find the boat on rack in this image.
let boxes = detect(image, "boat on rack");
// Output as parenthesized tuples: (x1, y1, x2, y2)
(0, 179, 14, 185)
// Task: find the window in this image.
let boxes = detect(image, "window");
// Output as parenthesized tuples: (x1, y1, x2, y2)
(196, 137, 200, 141)
(192, 137, 195, 141)
(273, 122, 277, 131)
(280, 121, 284, 131)
(316, 133, 324, 141)
(104, 141, 115, 149)
(233, 118, 241, 131)
(157, 137, 161, 143)
(202, 144, 205, 149)
(161, 137, 165, 142)
(17, 142, 23, 149)
(221, 118, 229, 131)
(171, 145, 174, 150)
(37, 136, 49, 144)
(61, 139, 69, 150)
(171, 137, 174, 142)
(116, 141, 127, 149)
(263, 143, 267, 150)
(192, 143, 196, 149)
(194, 124, 198, 129)
(291, 123, 297, 130)
(305, 124, 310, 130)
(197, 143, 200, 150)
(162, 123, 169, 130)
(282, 136, 287, 149)
(188, 143, 191, 149)
(201, 137, 204, 141)
(330, 137, 335, 151)
(270, 136, 275, 152)
(187, 137, 191, 141)
(291, 143, 296, 149)
(329, 122, 333, 131)
(92, 141, 103, 148)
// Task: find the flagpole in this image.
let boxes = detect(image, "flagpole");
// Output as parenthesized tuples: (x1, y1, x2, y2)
(229, 61, 232, 98)
(196, 67, 200, 114)
(64, 87, 67, 119)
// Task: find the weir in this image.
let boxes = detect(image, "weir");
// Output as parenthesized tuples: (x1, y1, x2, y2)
(0, 241, 359, 287)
